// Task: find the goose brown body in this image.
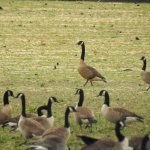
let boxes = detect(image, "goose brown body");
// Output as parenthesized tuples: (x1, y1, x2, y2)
(27, 134, 69, 150)
(140, 56, 150, 90)
(0, 105, 12, 124)
(18, 116, 45, 138)
(0, 90, 14, 124)
(77, 41, 106, 86)
(16, 93, 45, 138)
(31, 97, 58, 130)
(78, 121, 132, 150)
(27, 106, 76, 150)
(74, 89, 97, 130)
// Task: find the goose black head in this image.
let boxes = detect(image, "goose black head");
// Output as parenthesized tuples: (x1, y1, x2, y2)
(97, 90, 107, 97)
(140, 56, 146, 61)
(116, 121, 125, 130)
(68, 106, 77, 112)
(76, 41, 84, 46)
(48, 97, 59, 103)
(75, 88, 83, 95)
(6, 90, 14, 97)
(15, 93, 25, 99)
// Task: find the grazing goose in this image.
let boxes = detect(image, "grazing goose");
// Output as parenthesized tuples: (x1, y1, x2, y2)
(74, 88, 97, 131)
(16, 93, 45, 138)
(76, 41, 107, 86)
(140, 56, 150, 90)
(26, 135, 69, 150)
(27, 106, 76, 150)
(0, 90, 14, 124)
(97, 90, 144, 123)
(32, 96, 58, 130)
(77, 121, 133, 150)
(129, 134, 150, 150)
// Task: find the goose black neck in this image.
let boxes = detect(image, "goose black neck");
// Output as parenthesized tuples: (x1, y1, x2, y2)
(3, 92, 9, 105)
(78, 91, 84, 107)
(21, 95, 27, 117)
(80, 43, 85, 61)
(115, 123, 125, 142)
(64, 108, 70, 128)
(141, 134, 149, 150)
(37, 106, 47, 116)
(142, 59, 147, 71)
(104, 92, 110, 106)
(47, 101, 52, 118)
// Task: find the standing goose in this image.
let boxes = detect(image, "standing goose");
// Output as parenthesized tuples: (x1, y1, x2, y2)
(140, 56, 150, 90)
(27, 106, 76, 150)
(74, 88, 97, 131)
(97, 90, 144, 123)
(77, 121, 133, 150)
(0, 90, 14, 124)
(76, 41, 107, 86)
(32, 96, 58, 130)
(16, 93, 45, 138)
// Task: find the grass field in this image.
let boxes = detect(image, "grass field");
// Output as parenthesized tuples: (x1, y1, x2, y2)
(0, 0, 150, 149)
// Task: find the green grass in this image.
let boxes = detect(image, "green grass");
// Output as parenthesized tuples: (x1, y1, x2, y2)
(0, 0, 150, 149)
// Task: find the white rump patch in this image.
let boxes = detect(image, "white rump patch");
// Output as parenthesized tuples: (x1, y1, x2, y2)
(125, 117, 138, 122)
(28, 145, 47, 150)
(6, 122, 17, 127)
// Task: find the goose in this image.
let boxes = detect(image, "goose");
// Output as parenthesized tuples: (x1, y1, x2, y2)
(0, 90, 14, 124)
(76, 41, 107, 86)
(140, 56, 150, 90)
(32, 96, 58, 130)
(74, 88, 97, 131)
(26, 136, 69, 150)
(3, 96, 58, 131)
(129, 134, 150, 150)
(16, 93, 45, 138)
(77, 121, 133, 150)
(27, 106, 76, 150)
(97, 90, 144, 123)
(2, 105, 44, 131)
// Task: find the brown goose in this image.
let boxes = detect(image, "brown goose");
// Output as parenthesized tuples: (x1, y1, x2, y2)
(0, 90, 14, 124)
(27, 106, 76, 150)
(16, 93, 45, 138)
(77, 121, 133, 150)
(74, 88, 97, 131)
(32, 96, 58, 130)
(97, 90, 144, 123)
(140, 56, 150, 90)
(76, 41, 107, 86)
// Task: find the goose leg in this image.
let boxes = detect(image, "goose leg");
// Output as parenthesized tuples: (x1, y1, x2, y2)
(90, 81, 93, 86)
(84, 80, 89, 86)
(147, 86, 150, 91)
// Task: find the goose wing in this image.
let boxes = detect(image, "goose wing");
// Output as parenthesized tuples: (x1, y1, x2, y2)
(20, 118, 45, 136)
(86, 65, 106, 79)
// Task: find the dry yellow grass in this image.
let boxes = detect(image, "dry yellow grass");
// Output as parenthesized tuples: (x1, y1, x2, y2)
(0, 0, 150, 149)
